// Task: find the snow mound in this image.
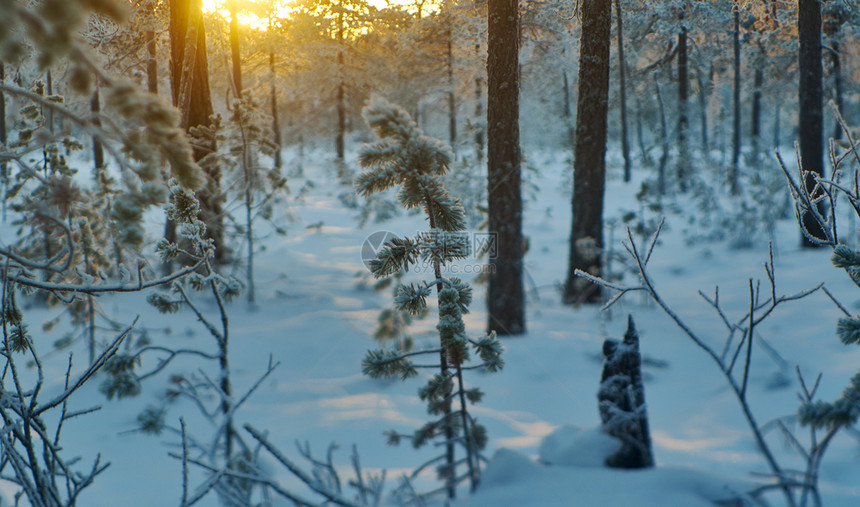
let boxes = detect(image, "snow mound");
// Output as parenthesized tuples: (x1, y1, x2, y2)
(459, 426, 754, 507)
(538, 425, 621, 467)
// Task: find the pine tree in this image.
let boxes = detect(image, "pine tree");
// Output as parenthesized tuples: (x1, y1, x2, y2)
(564, 0, 611, 304)
(356, 97, 503, 500)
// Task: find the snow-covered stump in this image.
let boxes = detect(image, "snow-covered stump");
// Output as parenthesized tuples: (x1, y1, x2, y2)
(598, 315, 654, 469)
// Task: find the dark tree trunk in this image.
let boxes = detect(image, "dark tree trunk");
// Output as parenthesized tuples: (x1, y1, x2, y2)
(562, 69, 574, 150)
(730, 7, 741, 195)
(798, 0, 827, 245)
(474, 43, 484, 164)
(45, 69, 54, 133)
(563, 0, 611, 305)
(335, 13, 346, 163)
(228, 0, 242, 96)
(830, 41, 843, 141)
(677, 27, 688, 191)
(615, 0, 631, 182)
(447, 30, 457, 152)
(91, 88, 104, 170)
(773, 101, 781, 149)
(598, 316, 654, 469)
(487, 0, 525, 334)
(0, 64, 5, 147)
(636, 97, 647, 165)
(1, 62, 6, 220)
(751, 55, 763, 159)
(270, 50, 282, 169)
(656, 80, 668, 196)
(169, 0, 224, 262)
(146, 30, 158, 94)
(697, 66, 709, 153)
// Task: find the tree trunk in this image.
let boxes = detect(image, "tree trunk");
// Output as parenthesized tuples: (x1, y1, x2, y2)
(830, 41, 843, 141)
(677, 27, 689, 191)
(562, 69, 574, 151)
(798, 0, 827, 246)
(146, 30, 158, 94)
(474, 43, 484, 164)
(91, 88, 104, 170)
(599, 316, 654, 468)
(730, 7, 741, 195)
(751, 54, 763, 161)
(270, 50, 282, 169)
(563, 0, 611, 305)
(335, 12, 346, 163)
(487, 0, 525, 334)
(615, 0, 631, 183)
(45, 69, 54, 133)
(697, 66, 709, 153)
(228, 0, 242, 97)
(169, 0, 223, 261)
(656, 80, 668, 196)
(447, 29, 457, 152)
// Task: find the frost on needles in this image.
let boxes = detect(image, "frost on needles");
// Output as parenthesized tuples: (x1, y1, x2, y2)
(356, 97, 503, 502)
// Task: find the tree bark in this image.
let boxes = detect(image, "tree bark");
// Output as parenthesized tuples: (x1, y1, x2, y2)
(169, 0, 223, 261)
(730, 6, 741, 195)
(830, 41, 843, 141)
(447, 28, 457, 152)
(335, 11, 346, 163)
(677, 27, 688, 191)
(91, 88, 104, 171)
(146, 30, 158, 94)
(615, 0, 631, 183)
(751, 50, 763, 160)
(474, 43, 484, 164)
(599, 316, 654, 469)
(562, 69, 574, 151)
(228, 0, 243, 97)
(487, 0, 525, 334)
(563, 0, 611, 305)
(697, 66, 709, 153)
(798, 0, 827, 246)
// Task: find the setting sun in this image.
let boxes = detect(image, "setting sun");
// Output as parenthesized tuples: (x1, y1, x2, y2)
(202, 0, 296, 31)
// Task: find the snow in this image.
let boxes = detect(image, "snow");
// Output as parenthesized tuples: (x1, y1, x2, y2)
(12, 146, 860, 505)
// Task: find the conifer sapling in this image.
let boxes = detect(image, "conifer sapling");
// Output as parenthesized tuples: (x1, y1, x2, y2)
(357, 97, 503, 500)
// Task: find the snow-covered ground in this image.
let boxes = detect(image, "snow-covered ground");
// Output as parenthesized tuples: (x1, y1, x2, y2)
(16, 146, 860, 505)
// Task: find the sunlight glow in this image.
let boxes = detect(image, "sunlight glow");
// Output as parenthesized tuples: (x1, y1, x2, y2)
(202, 0, 430, 32)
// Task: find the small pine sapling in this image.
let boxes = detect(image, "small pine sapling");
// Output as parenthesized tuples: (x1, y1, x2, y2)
(356, 97, 503, 501)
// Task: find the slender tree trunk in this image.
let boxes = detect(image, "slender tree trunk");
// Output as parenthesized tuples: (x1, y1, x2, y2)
(170, 0, 223, 261)
(656, 80, 668, 196)
(830, 41, 843, 141)
(1, 62, 7, 221)
(636, 97, 647, 165)
(474, 43, 484, 164)
(228, 0, 242, 97)
(751, 47, 763, 161)
(697, 66, 709, 153)
(773, 101, 780, 149)
(677, 27, 689, 191)
(562, 69, 574, 150)
(564, 0, 611, 305)
(447, 29, 457, 152)
(91, 88, 104, 170)
(270, 50, 282, 169)
(335, 13, 346, 163)
(487, 0, 525, 334)
(146, 30, 158, 94)
(798, 0, 827, 246)
(730, 7, 741, 195)
(45, 69, 54, 133)
(615, 0, 631, 182)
